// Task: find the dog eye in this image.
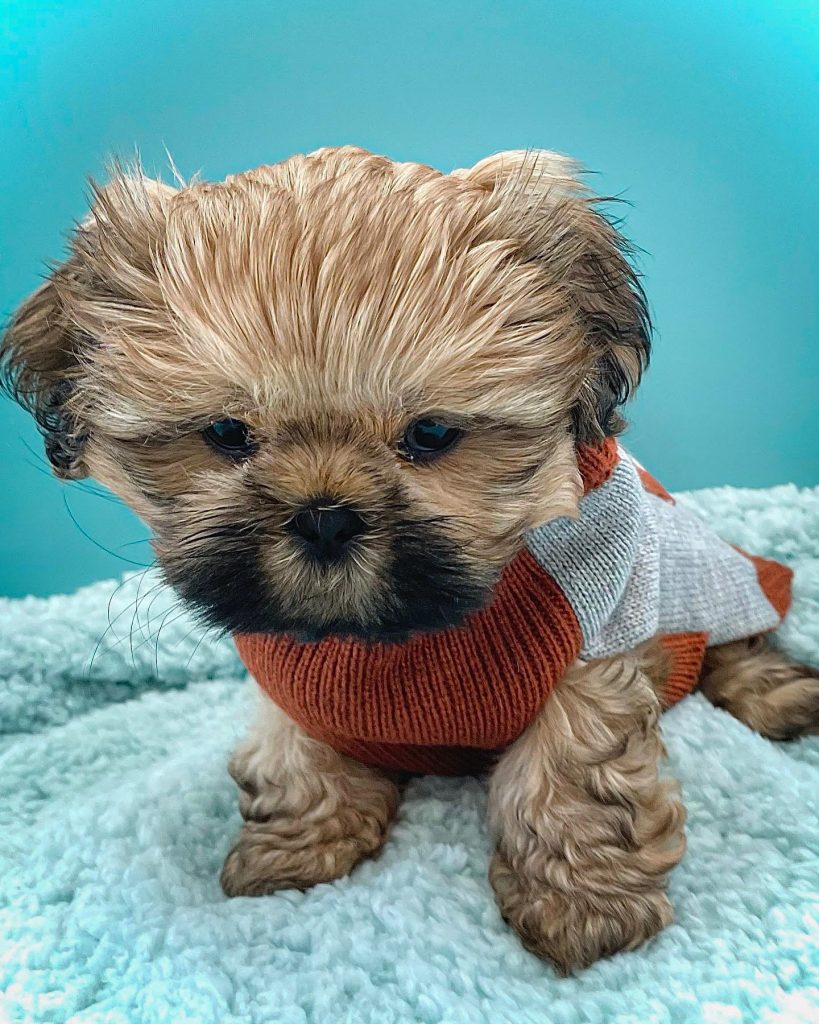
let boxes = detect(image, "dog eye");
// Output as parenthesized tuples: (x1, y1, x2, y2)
(203, 418, 255, 457)
(401, 418, 463, 460)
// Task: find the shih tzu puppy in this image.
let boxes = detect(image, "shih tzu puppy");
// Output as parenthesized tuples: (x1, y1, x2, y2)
(3, 146, 817, 973)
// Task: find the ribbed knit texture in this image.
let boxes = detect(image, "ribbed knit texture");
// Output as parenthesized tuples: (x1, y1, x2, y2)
(657, 633, 709, 707)
(235, 440, 792, 775)
(238, 551, 581, 774)
(746, 551, 794, 620)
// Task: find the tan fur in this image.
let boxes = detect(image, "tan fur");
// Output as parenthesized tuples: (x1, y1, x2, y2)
(4, 146, 646, 633)
(700, 635, 819, 740)
(37, 150, 599, 432)
(2, 145, 812, 970)
(221, 693, 399, 895)
(488, 650, 686, 973)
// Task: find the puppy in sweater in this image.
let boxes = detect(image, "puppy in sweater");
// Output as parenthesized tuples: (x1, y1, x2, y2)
(3, 147, 817, 972)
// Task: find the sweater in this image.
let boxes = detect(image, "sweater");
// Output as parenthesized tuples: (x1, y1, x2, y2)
(235, 441, 793, 775)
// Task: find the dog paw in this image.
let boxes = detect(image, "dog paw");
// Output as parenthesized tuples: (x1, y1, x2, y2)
(701, 640, 819, 740)
(758, 672, 819, 740)
(220, 807, 392, 897)
(489, 849, 673, 974)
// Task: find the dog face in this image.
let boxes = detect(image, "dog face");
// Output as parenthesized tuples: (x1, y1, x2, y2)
(1, 147, 649, 641)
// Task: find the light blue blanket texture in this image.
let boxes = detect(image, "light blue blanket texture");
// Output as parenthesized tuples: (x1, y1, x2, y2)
(1, 485, 818, 1024)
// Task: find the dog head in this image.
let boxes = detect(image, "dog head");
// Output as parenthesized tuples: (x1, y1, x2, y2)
(1, 147, 649, 641)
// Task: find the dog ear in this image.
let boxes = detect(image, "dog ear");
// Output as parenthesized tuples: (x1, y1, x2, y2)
(455, 150, 651, 442)
(1, 168, 173, 478)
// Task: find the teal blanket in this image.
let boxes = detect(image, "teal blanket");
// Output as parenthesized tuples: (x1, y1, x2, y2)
(1, 485, 818, 1024)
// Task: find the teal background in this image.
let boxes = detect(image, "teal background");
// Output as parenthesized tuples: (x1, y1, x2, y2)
(1, 1, 817, 598)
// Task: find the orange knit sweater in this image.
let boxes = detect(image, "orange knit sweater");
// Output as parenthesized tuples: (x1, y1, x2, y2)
(236, 442, 792, 775)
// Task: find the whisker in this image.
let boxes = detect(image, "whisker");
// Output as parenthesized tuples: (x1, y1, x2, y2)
(87, 569, 160, 675)
(63, 492, 152, 567)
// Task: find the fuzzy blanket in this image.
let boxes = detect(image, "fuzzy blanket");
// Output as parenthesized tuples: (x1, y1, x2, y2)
(1, 485, 818, 1024)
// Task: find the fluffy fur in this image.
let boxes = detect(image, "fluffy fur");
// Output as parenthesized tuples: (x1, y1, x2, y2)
(1, 147, 646, 640)
(2, 146, 816, 972)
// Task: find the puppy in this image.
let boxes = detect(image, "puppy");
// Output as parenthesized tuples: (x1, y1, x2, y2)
(3, 147, 817, 973)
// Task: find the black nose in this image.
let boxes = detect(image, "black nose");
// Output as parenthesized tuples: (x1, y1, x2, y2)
(289, 501, 366, 561)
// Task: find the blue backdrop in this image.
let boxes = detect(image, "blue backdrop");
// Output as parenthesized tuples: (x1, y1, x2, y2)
(1, 1, 817, 597)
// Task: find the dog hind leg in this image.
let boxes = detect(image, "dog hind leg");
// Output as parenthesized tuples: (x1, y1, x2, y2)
(700, 635, 819, 740)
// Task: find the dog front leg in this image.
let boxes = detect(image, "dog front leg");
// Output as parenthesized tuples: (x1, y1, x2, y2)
(487, 651, 686, 973)
(221, 694, 399, 896)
